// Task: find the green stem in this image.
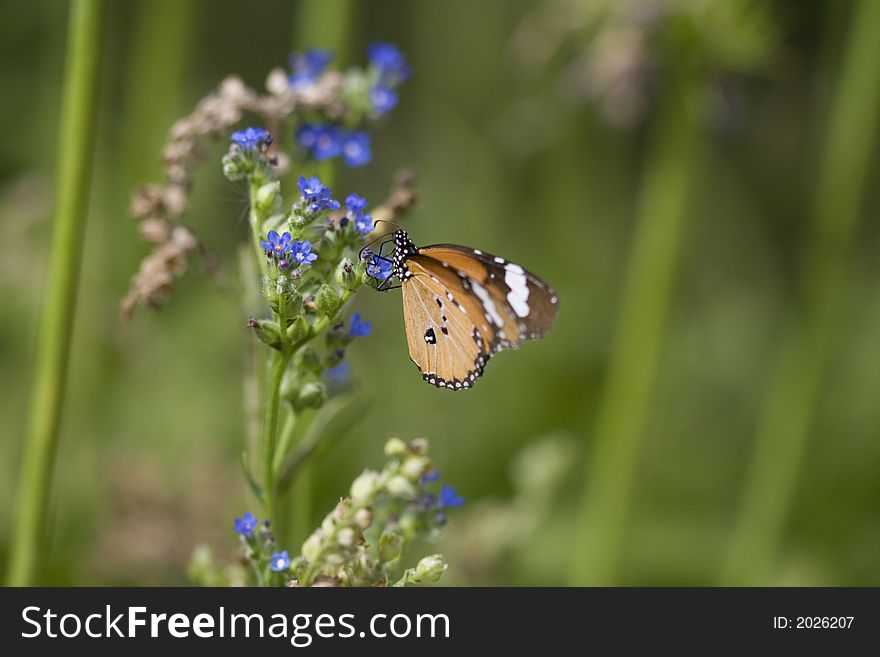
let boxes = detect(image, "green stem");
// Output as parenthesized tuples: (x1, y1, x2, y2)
(720, 0, 880, 585)
(7, 0, 105, 587)
(274, 411, 298, 475)
(249, 182, 269, 278)
(261, 349, 291, 528)
(293, 0, 357, 65)
(570, 75, 706, 586)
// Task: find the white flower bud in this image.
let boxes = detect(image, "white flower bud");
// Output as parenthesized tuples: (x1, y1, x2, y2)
(414, 554, 447, 582)
(337, 527, 355, 548)
(401, 455, 429, 482)
(386, 474, 416, 499)
(384, 437, 407, 457)
(302, 531, 323, 563)
(350, 470, 379, 505)
(353, 508, 373, 529)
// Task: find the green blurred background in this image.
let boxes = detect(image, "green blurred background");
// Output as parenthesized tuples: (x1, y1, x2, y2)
(2, 0, 879, 586)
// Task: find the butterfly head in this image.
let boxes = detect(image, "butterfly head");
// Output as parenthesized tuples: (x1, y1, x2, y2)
(392, 229, 418, 281)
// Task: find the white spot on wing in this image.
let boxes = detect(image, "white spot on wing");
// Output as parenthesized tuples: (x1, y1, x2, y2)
(472, 281, 504, 327)
(505, 263, 530, 318)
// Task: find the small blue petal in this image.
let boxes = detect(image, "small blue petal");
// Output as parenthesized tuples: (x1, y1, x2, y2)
(341, 131, 372, 168)
(420, 470, 441, 483)
(312, 125, 343, 161)
(367, 43, 411, 83)
(439, 484, 465, 508)
(370, 85, 399, 115)
(349, 312, 372, 337)
(296, 124, 319, 150)
(289, 48, 332, 88)
(354, 211, 374, 235)
(270, 550, 291, 572)
(345, 193, 367, 213)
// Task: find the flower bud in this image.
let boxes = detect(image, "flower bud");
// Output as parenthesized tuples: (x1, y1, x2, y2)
(378, 526, 404, 562)
(401, 455, 429, 482)
(286, 315, 308, 343)
(254, 181, 281, 215)
(386, 474, 416, 499)
(353, 507, 372, 529)
(247, 317, 281, 350)
(296, 347, 321, 372)
(337, 527, 356, 548)
(408, 437, 429, 455)
(222, 152, 246, 181)
(315, 284, 341, 317)
(350, 470, 379, 505)
(302, 531, 323, 563)
(414, 554, 447, 582)
(294, 381, 326, 411)
(384, 437, 407, 457)
(335, 258, 360, 291)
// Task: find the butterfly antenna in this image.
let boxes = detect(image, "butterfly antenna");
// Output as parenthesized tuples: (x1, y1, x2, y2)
(359, 231, 394, 261)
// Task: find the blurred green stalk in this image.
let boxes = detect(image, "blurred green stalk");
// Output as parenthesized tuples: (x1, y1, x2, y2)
(293, 0, 356, 64)
(571, 75, 706, 585)
(721, 0, 880, 585)
(7, 0, 105, 586)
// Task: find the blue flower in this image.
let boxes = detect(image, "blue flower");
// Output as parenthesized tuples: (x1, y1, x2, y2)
(370, 85, 399, 115)
(290, 240, 318, 265)
(295, 123, 320, 150)
(298, 175, 340, 213)
(260, 230, 294, 257)
(353, 211, 374, 234)
(312, 125, 343, 161)
(230, 127, 272, 151)
(298, 175, 326, 199)
(289, 48, 332, 88)
(439, 484, 465, 508)
(345, 193, 368, 213)
(349, 312, 372, 337)
(233, 512, 258, 537)
(368, 43, 411, 83)
(296, 176, 326, 201)
(270, 550, 291, 572)
(367, 256, 393, 280)
(324, 362, 351, 385)
(341, 131, 372, 167)
(420, 470, 440, 484)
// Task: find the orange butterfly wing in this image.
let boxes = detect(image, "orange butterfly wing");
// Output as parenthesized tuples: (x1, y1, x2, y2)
(401, 255, 494, 389)
(417, 244, 559, 345)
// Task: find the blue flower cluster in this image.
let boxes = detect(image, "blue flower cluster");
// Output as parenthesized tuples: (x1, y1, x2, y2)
(296, 124, 372, 167)
(344, 193, 374, 235)
(297, 175, 341, 213)
(234, 512, 293, 575)
(287, 43, 409, 168)
(417, 470, 464, 520)
(368, 43, 410, 117)
(260, 230, 318, 266)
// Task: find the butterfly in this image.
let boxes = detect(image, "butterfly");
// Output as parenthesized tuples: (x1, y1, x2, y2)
(363, 228, 559, 390)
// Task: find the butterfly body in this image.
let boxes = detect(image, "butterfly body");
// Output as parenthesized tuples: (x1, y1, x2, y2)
(385, 229, 559, 390)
